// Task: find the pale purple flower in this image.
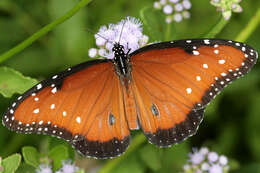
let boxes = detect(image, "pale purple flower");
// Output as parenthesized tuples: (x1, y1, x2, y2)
(163, 5, 173, 14)
(55, 160, 80, 173)
(173, 13, 182, 22)
(208, 152, 219, 163)
(88, 17, 149, 59)
(209, 164, 223, 173)
(153, 0, 192, 23)
(36, 164, 52, 173)
(199, 147, 209, 155)
(201, 162, 210, 170)
(183, 147, 229, 173)
(88, 48, 97, 58)
(189, 149, 205, 165)
(219, 155, 228, 165)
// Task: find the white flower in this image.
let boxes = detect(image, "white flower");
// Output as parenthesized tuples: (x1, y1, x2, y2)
(163, 5, 173, 14)
(175, 3, 183, 12)
(210, 0, 243, 20)
(36, 164, 52, 173)
(154, 2, 161, 9)
(188, 149, 205, 165)
(55, 160, 80, 173)
(209, 164, 223, 173)
(199, 147, 209, 155)
(183, 147, 229, 173)
(182, 11, 190, 19)
(173, 13, 183, 22)
(153, 0, 192, 23)
(88, 17, 149, 59)
(208, 152, 219, 163)
(182, 0, 191, 9)
(219, 155, 228, 165)
(201, 162, 210, 170)
(88, 48, 97, 58)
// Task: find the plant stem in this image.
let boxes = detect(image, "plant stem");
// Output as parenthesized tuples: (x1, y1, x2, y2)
(98, 134, 146, 173)
(165, 23, 171, 41)
(203, 16, 229, 38)
(0, 0, 92, 63)
(235, 8, 260, 42)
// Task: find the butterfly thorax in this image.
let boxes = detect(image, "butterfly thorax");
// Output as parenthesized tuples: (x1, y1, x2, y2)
(112, 43, 132, 83)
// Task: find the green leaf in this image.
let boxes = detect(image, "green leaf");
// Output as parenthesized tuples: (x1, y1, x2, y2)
(159, 141, 189, 172)
(2, 154, 21, 173)
(48, 137, 75, 161)
(22, 146, 40, 168)
(112, 154, 145, 173)
(140, 6, 169, 41)
(139, 145, 161, 171)
(48, 145, 69, 171)
(0, 67, 37, 98)
(16, 163, 35, 173)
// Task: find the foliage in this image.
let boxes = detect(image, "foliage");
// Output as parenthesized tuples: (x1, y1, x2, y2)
(0, 0, 260, 172)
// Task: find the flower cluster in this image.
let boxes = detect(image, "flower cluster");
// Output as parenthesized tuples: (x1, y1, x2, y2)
(153, 0, 192, 23)
(183, 147, 230, 173)
(36, 160, 84, 173)
(88, 17, 149, 59)
(210, 0, 243, 20)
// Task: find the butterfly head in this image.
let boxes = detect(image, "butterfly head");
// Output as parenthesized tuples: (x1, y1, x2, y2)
(112, 43, 125, 57)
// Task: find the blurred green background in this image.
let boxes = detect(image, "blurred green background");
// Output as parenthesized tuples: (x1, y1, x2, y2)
(0, 0, 260, 172)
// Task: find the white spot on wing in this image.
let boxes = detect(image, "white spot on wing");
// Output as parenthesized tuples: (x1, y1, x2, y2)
(52, 75, 58, 79)
(51, 87, 57, 94)
(221, 72, 227, 77)
(196, 76, 201, 81)
(203, 64, 208, 69)
(33, 109, 39, 114)
(193, 50, 199, 55)
(50, 104, 55, 109)
(62, 111, 67, 117)
(204, 39, 210, 44)
(76, 116, 81, 124)
(37, 84, 42, 90)
(218, 59, 225, 64)
(186, 88, 192, 94)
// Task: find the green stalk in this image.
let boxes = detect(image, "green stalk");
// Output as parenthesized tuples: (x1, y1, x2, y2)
(203, 16, 229, 38)
(98, 134, 146, 173)
(0, 0, 92, 63)
(235, 8, 260, 42)
(165, 23, 172, 41)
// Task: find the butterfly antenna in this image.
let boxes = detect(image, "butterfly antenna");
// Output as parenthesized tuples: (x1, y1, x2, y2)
(118, 19, 127, 44)
(85, 27, 113, 44)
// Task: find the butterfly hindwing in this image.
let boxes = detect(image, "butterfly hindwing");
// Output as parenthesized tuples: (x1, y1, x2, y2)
(130, 39, 258, 147)
(2, 60, 130, 159)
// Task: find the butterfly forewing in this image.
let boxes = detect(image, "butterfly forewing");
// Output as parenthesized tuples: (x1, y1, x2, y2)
(130, 39, 258, 146)
(2, 60, 130, 159)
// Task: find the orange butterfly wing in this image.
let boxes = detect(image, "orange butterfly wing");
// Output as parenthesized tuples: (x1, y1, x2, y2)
(130, 39, 258, 146)
(2, 60, 130, 159)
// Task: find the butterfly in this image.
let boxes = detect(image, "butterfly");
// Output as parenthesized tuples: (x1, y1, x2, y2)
(2, 39, 258, 159)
